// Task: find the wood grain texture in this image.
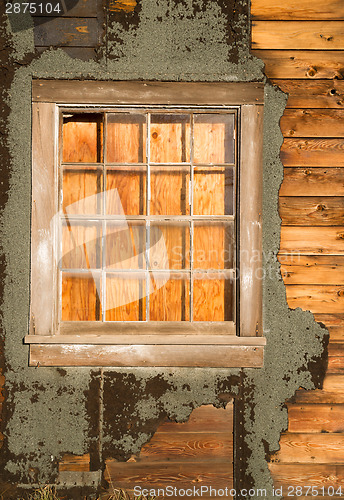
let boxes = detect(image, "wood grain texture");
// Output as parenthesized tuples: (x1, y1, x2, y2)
(274, 80, 344, 109)
(279, 197, 344, 225)
(273, 433, 344, 463)
(251, 0, 344, 20)
(280, 168, 344, 197)
(59, 454, 90, 472)
(281, 109, 344, 138)
(29, 344, 264, 367)
(269, 462, 344, 487)
(280, 226, 344, 254)
(159, 405, 233, 433)
(279, 255, 344, 285)
(294, 375, 344, 403)
(34, 18, 100, 47)
(32, 80, 264, 105)
(252, 50, 344, 79)
(252, 21, 344, 50)
(314, 314, 344, 327)
(285, 285, 344, 314)
(287, 405, 344, 433)
(281, 139, 344, 167)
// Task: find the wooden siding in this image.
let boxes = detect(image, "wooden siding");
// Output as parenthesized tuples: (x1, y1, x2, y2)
(251, 1, 344, 496)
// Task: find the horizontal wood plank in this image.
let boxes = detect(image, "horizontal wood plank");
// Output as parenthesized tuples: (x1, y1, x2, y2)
(279, 197, 344, 225)
(34, 18, 99, 47)
(294, 375, 344, 403)
(252, 50, 344, 79)
(59, 454, 90, 472)
(281, 109, 344, 138)
(314, 314, 344, 327)
(138, 432, 233, 462)
(328, 328, 344, 341)
(159, 405, 233, 434)
(281, 139, 344, 167)
(280, 168, 344, 197)
(29, 344, 264, 367)
(280, 226, 344, 254)
(252, 21, 344, 50)
(251, 0, 344, 20)
(25, 335, 266, 345)
(104, 461, 233, 490)
(274, 433, 344, 463)
(32, 80, 264, 105)
(287, 404, 344, 433)
(269, 462, 344, 487)
(279, 255, 344, 285)
(273, 80, 344, 109)
(285, 285, 344, 314)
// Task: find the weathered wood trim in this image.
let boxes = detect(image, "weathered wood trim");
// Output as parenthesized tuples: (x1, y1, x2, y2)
(30, 102, 58, 336)
(251, 0, 344, 20)
(239, 105, 263, 336)
(29, 344, 264, 367)
(32, 80, 264, 105)
(25, 334, 266, 345)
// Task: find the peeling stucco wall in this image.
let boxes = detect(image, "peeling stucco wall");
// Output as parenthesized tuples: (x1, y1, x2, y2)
(0, 1, 328, 498)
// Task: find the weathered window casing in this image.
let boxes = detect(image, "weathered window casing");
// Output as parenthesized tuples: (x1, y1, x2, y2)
(26, 80, 265, 367)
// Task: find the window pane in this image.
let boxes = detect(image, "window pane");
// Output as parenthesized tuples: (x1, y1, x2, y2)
(63, 168, 103, 215)
(106, 222, 146, 270)
(193, 166, 234, 215)
(107, 114, 146, 163)
(150, 222, 190, 270)
(62, 272, 101, 321)
(193, 222, 234, 270)
(193, 273, 233, 321)
(106, 166, 146, 216)
(63, 114, 103, 163)
(62, 222, 102, 269)
(194, 114, 235, 164)
(106, 272, 146, 321)
(149, 272, 190, 321)
(150, 166, 190, 215)
(150, 114, 190, 163)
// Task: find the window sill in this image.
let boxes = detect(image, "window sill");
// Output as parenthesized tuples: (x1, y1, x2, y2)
(25, 325, 265, 367)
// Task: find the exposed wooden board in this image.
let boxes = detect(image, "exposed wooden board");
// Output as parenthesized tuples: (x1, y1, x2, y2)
(279, 255, 344, 285)
(137, 432, 233, 462)
(279, 197, 344, 225)
(273, 433, 344, 464)
(252, 50, 344, 79)
(287, 404, 344, 433)
(328, 328, 344, 341)
(269, 462, 344, 487)
(29, 344, 264, 367)
(36, 46, 98, 60)
(25, 335, 266, 345)
(59, 454, 90, 472)
(31, 103, 57, 336)
(280, 226, 344, 254)
(252, 21, 344, 50)
(251, 0, 344, 20)
(314, 314, 344, 327)
(159, 404, 233, 433)
(281, 109, 344, 138)
(34, 18, 99, 47)
(104, 461, 233, 489)
(294, 375, 344, 403)
(285, 285, 344, 314)
(280, 168, 344, 197)
(273, 80, 344, 109)
(281, 139, 344, 167)
(109, 0, 137, 12)
(240, 105, 263, 336)
(32, 80, 264, 104)
(59, 320, 236, 336)
(31, 0, 99, 16)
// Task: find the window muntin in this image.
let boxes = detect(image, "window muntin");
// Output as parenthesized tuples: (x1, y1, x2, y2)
(60, 108, 237, 326)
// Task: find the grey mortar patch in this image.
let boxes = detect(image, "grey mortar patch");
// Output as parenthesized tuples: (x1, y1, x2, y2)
(0, 0, 328, 497)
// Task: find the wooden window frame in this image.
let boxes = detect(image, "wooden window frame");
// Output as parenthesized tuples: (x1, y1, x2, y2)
(25, 80, 265, 368)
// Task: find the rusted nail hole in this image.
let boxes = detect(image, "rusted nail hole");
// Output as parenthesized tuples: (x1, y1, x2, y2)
(305, 169, 311, 175)
(152, 132, 158, 139)
(316, 204, 326, 211)
(330, 88, 337, 95)
(337, 289, 344, 297)
(307, 67, 317, 78)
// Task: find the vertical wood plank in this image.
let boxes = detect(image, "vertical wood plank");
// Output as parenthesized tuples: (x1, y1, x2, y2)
(240, 105, 263, 336)
(31, 102, 57, 335)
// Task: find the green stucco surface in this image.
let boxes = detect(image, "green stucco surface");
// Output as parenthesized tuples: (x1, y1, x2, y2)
(0, 1, 328, 498)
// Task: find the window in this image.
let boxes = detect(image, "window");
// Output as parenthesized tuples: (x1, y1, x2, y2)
(26, 80, 265, 367)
